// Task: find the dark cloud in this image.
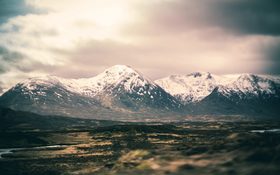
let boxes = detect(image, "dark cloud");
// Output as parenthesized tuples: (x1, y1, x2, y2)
(0, 82, 3, 94)
(0, 0, 36, 24)
(0, 46, 23, 73)
(0, 46, 22, 61)
(125, 0, 280, 75)
(212, 0, 280, 36)
(262, 39, 280, 74)
(0, 46, 59, 75)
(125, 0, 280, 37)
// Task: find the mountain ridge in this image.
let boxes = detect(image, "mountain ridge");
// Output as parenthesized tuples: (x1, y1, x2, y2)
(0, 65, 279, 120)
(156, 72, 280, 104)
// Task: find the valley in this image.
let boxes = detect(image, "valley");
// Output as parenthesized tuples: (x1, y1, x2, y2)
(1, 120, 280, 175)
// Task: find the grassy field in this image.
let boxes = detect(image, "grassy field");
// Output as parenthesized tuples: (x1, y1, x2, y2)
(0, 121, 280, 175)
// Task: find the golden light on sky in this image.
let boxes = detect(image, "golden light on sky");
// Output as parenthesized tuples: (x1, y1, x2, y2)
(25, 0, 137, 40)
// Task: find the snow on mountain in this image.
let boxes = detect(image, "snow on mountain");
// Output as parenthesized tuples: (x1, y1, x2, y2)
(11, 65, 149, 98)
(10, 67, 280, 105)
(217, 74, 280, 100)
(1, 65, 279, 119)
(155, 72, 280, 104)
(0, 65, 182, 119)
(191, 73, 280, 117)
(16, 65, 158, 98)
(155, 72, 239, 104)
(75, 65, 158, 97)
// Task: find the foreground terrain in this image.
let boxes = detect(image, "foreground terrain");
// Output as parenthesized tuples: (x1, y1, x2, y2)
(0, 120, 280, 175)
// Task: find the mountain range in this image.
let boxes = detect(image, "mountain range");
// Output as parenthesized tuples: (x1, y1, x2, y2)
(157, 72, 280, 117)
(0, 65, 279, 120)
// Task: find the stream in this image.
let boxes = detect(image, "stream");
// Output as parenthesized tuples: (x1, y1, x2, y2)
(0, 145, 67, 159)
(250, 129, 280, 133)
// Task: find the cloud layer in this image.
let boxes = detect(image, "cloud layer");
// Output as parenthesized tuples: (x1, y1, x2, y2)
(0, 0, 279, 93)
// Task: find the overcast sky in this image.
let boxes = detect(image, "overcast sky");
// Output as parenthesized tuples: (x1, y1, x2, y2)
(0, 0, 280, 93)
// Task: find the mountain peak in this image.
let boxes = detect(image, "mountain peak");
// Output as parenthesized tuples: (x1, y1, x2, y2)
(104, 65, 136, 74)
(76, 65, 156, 95)
(0, 65, 182, 118)
(187, 72, 212, 79)
(96, 65, 144, 81)
(17, 75, 64, 89)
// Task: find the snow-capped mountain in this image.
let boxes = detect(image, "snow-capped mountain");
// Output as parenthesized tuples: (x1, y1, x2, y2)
(76, 65, 181, 111)
(155, 72, 239, 104)
(156, 72, 280, 117)
(156, 72, 280, 104)
(0, 65, 182, 120)
(183, 74, 280, 117)
(0, 66, 279, 119)
(0, 75, 110, 119)
(217, 74, 280, 100)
